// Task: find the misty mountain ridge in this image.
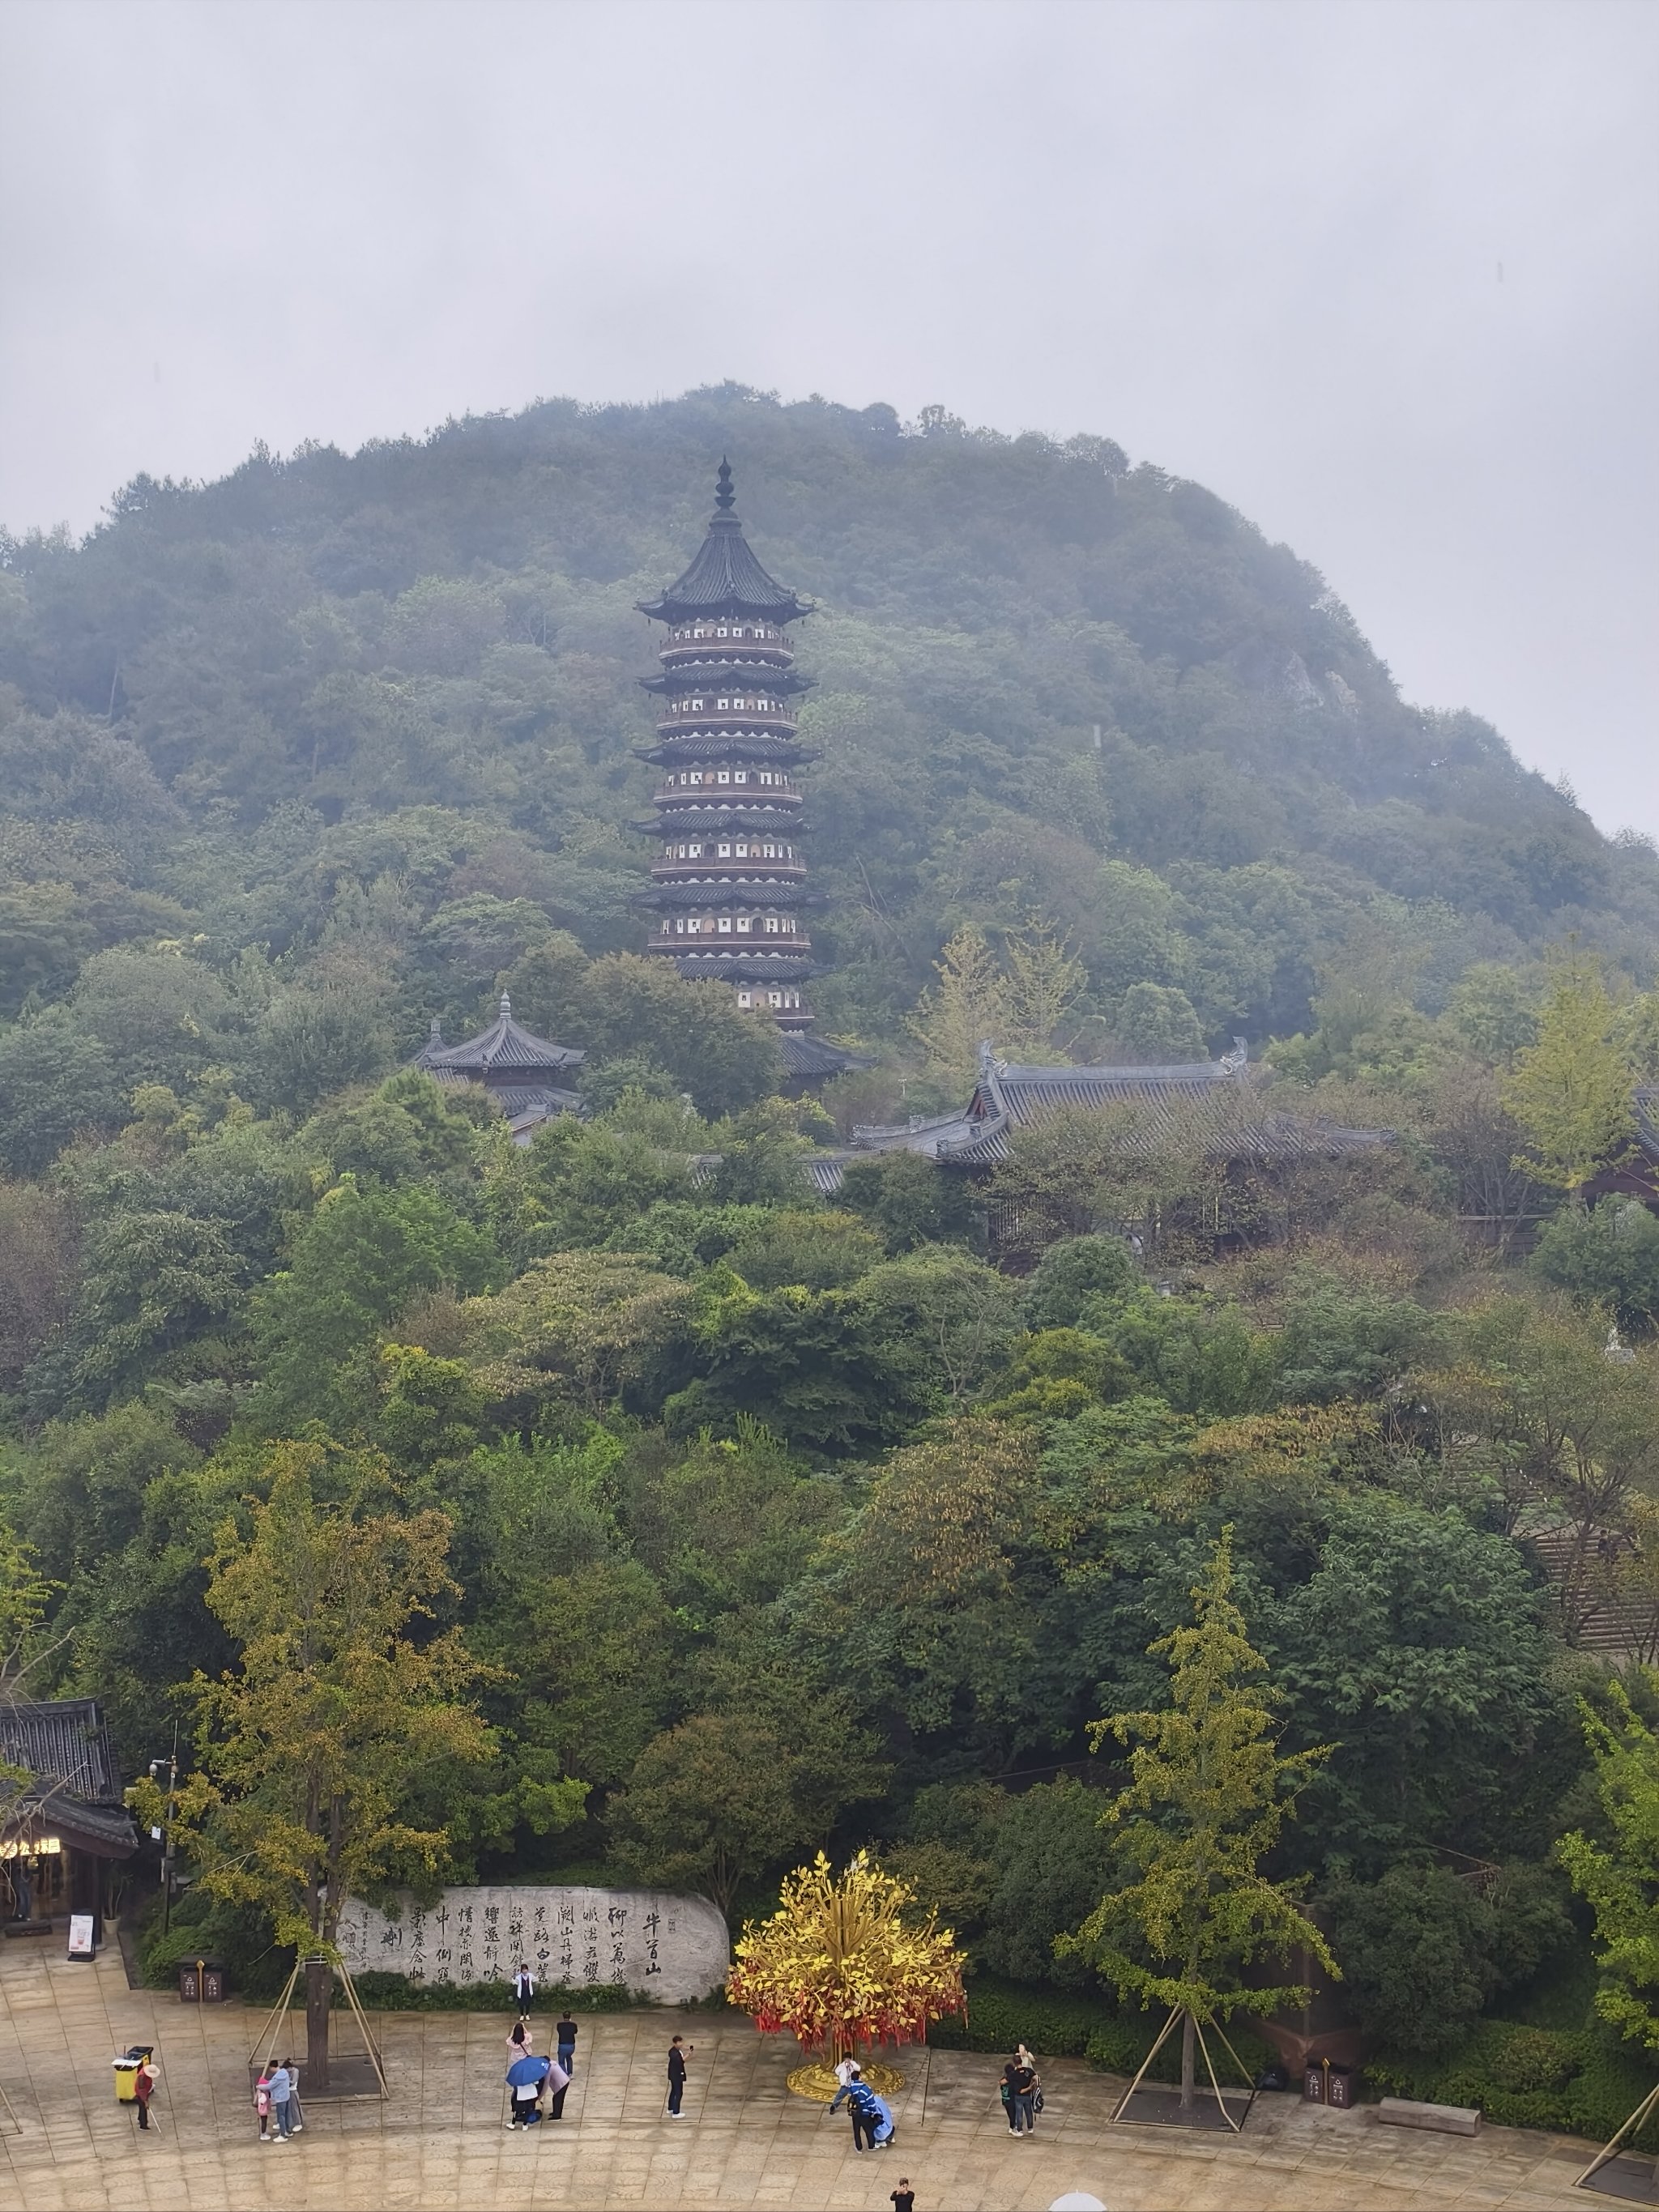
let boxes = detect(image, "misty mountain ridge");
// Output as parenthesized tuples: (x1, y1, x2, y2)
(2, 381, 1654, 1058)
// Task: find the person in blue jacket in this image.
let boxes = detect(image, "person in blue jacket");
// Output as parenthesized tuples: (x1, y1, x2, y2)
(830, 2073, 895, 2150)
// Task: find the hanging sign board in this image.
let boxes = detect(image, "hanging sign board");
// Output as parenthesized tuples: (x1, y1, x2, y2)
(67, 1915, 96, 1958)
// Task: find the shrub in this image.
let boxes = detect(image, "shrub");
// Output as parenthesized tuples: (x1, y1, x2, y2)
(1367, 2020, 1659, 2145)
(926, 1975, 1111, 2056)
(348, 1972, 639, 2014)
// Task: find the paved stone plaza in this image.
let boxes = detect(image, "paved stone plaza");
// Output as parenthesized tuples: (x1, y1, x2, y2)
(0, 1942, 1614, 2209)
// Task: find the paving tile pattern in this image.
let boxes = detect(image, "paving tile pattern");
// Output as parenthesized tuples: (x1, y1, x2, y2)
(0, 1941, 1609, 2209)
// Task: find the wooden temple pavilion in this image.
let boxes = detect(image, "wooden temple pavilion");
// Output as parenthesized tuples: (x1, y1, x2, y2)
(633, 461, 868, 1083)
(0, 1698, 136, 1948)
(414, 993, 586, 1144)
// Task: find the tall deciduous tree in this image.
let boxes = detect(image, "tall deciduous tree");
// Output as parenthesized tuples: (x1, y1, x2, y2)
(1064, 1528, 1337, 2108)
(1559, 1685, 1659, 2052)
(167, 1446, 494, 2086)
(1502, 951, 1635, 1203)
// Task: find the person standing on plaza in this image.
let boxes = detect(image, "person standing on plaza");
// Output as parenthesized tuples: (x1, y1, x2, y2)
(506, 2052, 548, 2127)
(890, 2184, 915, 2212)
(254, 2064, 272, 2141)
(269, 2057, 294, 2142)
(132, 2055, 157, 2133)
(543, 2053, 571, 2121)
(513, 1959, 535, 2010)
(279, 2055, 304, 2133)
(666, 2034, 691, 2117)
(556, 2009, 578, 2077)
(829, 2064, 864, 2142)
(508, 2018, 534, 2059)
(833, 2073, 880, 2151)
(1002, 2054, 1037, 2135)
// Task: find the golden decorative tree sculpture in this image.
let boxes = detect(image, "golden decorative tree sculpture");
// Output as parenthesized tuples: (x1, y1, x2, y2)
(727, 1850, 968, 2100)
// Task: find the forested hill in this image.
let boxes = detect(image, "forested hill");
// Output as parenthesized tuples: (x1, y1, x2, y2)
(2, 381, 1657, 1074)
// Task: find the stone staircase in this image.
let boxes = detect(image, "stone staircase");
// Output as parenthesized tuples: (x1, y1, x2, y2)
(1516, 1514, 1659, 1664)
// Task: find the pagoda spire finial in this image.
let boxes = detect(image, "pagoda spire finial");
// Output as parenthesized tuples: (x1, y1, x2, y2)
(714, 457, 736, 513)
(499, 990, 512, 1020)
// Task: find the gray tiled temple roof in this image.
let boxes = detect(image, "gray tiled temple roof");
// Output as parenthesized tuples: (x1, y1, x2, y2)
(0, 1698, 124, 1805)
(636, 462, 812, 624)
(807, 1045, 1391, 1190)
(415, 995, 584, 1077)
(778, 1034, 875, 1081)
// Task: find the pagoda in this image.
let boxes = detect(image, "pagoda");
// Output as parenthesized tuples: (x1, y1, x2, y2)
(634, 462, 861, 1080)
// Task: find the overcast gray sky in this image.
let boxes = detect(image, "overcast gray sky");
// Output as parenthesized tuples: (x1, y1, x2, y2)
(2, 0, 1654, 833)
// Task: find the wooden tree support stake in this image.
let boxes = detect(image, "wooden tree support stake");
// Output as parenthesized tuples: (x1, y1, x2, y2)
(1576, 2078, 1659, 2193)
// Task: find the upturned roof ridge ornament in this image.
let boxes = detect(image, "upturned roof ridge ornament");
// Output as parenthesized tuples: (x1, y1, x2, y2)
(714, 458, 736, 513)
(1219, 1035, 1249, 1076)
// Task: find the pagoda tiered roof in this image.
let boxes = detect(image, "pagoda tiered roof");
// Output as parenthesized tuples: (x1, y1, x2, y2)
(640, 821, 814, 846)
(633, 880, 824, 910)
(636, 461, 813, 624)
(642, 662, 813, 697)
(633, 734, 817, 766)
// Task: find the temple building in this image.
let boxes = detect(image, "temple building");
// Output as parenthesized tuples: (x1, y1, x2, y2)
(0, 1698, 136, 1947)
(634, 462, 865, 1082)
(414, 994, 585, 1143)
(807, 1042, 1391, 1242)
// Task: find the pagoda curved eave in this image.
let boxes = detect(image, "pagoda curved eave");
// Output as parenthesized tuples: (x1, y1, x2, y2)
(641, 665, 814, 697)
(635, 812, 815, 837)
(659, 953, 826, 982)
(634, 739, 820, 768)
(632, 882, 825, 910)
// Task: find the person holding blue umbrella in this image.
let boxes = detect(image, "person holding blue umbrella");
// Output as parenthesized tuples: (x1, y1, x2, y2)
(506, 2052, 550, 2128)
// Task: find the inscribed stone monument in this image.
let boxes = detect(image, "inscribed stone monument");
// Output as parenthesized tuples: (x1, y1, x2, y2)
(337, 1884, 728, 2005)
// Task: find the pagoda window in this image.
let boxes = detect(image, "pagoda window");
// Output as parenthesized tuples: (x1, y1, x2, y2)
(764, 917, 780, 935)
(737, 991, 753, 1008)
(717, 769, 730, 784)
(718, 626, 728, 637)
(689, 771, 704, 786)
(718, 698, 729, 710)
(768, 991, 783, 1007)
(686, 919, 701, 935)
(690, 698, 705, 711)
(736, 917, 752, 933)
(736, 842, 749, 857)
(735, 770, 748, 785)
(718, 917, 732, 934)
(717, 842, 731, 858)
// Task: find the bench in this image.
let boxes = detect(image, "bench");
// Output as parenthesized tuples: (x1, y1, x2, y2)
(1377, 2096, 1481, 2137)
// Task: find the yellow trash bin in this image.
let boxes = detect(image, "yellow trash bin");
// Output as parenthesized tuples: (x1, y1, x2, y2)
(113, 2046, 152, 2104)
